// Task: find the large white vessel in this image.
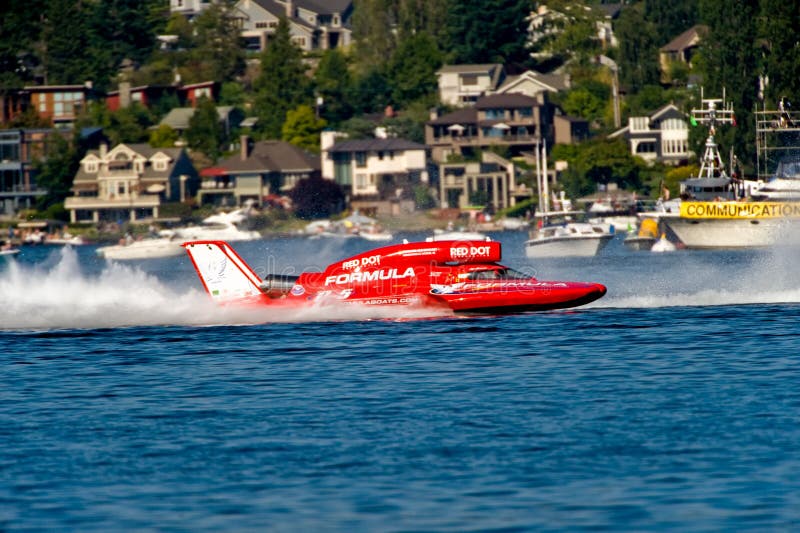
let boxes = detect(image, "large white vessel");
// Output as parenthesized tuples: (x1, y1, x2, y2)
(642, 97, 800, 249)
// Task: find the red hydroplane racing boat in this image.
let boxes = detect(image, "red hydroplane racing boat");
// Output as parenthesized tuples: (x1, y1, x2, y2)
(183, 239, 606, 315)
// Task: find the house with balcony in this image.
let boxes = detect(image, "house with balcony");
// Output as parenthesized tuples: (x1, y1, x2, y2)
(439, 151, 530, 212)
(0, 129, 56, 216)
(203, 137, 320, 207)
(234, 0, 352, 52)
(21, 84, 99, 130)
(437, 64, 505, 107)
(65, 143, 199, 223)
(608, 103, 691, 164)
(321, 131, 429, 215)
(426, 92, 554, 164)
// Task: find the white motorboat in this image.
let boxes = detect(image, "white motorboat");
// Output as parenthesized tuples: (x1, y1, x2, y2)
(161, 208, 261, 242)
(97, 237, 184, 260)
(1, 248, 20, 258)
(525, 220, 614, 258)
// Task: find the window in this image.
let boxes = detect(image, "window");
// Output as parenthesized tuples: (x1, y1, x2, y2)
(356, 174, 368, 188)
(461, 74, 478, 86)
(85, 161, 98, 173)
(256, 21, 269, 29)
(484, 109, 504, 120)
(154, 160, 167, 171)
(354, 152, 366, 168)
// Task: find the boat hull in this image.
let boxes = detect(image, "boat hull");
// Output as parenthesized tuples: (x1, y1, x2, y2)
(525, 234, 613, 258)
(97, 239, 184, 260)
(661, 216, 796, 248)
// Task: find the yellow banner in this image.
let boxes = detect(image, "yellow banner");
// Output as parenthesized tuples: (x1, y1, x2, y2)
(680, 202, 800, 219)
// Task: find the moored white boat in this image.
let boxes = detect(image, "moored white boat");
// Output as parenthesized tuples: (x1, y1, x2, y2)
(525, 221, 614, 258)
(97, 237, 184, 260)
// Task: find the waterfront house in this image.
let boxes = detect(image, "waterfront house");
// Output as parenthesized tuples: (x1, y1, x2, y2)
(439, 151, 530, 212)
(65, 143, 199, 223)
(204, 137, 320, 207)
(0, 129, 53, 216)
(321, 131, 429, 216)
(426, 92, 553, 164)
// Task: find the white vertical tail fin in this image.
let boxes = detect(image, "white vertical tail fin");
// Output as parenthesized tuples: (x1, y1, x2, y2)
(183, 241, 264, 303)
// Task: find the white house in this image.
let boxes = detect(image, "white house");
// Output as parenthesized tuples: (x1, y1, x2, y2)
(234, 0, 352, 52)
(609, 103, 691, 164)
(437, 64, 506, 107)
(65, 143, 199, 223)
(321, 131, 429, 215)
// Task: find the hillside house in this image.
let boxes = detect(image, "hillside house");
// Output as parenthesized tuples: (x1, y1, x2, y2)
(65, 143, 199, 223)
(321, 131, 429, 215)
(234, 0, 352, 52)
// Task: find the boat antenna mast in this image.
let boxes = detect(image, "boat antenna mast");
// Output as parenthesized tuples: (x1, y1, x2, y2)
(691, 91, 735, 180)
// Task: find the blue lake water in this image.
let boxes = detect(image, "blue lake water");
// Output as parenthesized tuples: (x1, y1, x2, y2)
(2, 231, 800, 531)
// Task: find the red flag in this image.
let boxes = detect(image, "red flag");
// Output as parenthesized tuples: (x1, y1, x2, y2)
(732, 114, 737, 126)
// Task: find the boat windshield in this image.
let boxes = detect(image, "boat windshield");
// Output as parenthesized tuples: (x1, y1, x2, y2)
(466, 267, 532, 280)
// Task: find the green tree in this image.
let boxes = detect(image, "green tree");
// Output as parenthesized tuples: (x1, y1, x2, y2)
(348, 68, 392, 114)
(386, 33, 443, 107)
(88, 0, 162, 90)
(290, 176, 345, 219)
(149, 124, 179, 148)
(253, 17, 310, 139)
(446, 0, 532, 67)
(352, 0, 397, 74)
(33, 133, 81, 212)
(758, 0, 800, 106)
(41, 0, 94, 84)
(699, 0, 759, 168)
(282, 105, 327, 152)
(645, 0, 699, 46)
(187, 97, 223, 160)
(616, 5, 661, 92)
(561, 87, 606, 123)
(188, 2, 246, 83)
(313, 49, 353, 125)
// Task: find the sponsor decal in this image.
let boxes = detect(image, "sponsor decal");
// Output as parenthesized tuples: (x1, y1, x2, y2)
(342, 254, 382, 270)
(205, 257, 227, 282)
(324, 267, 416, 286)
(290, 285, 305, 296)
(449, 245, 493, 259)
(680, 201, 800, 219)
(344, 297, 415, 305)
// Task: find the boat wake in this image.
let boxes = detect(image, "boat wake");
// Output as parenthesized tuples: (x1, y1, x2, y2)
(0, 247, 448, 331)
(596, 245, 800, 309)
